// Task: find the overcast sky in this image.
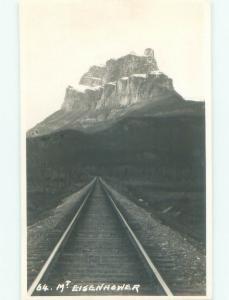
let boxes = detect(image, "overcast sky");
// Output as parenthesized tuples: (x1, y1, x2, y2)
(21, 0, 209, 129)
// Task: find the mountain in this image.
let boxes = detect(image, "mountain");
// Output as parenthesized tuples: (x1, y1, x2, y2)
(26, 48, 206, 243)
(27, 48, 185, 137)
(27, 100, 205, 224)
(26, 48, 206, 247)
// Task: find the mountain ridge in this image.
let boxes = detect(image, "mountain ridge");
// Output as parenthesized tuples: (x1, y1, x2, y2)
(28, 48, 189, 137)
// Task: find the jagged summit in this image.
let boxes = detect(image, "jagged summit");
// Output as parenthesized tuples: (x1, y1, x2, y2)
(61, 48, 173, 113)
(79, 48, 158, 87)
(28, 49, 184, 137)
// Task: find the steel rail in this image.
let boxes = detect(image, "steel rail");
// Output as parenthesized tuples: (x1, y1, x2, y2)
(27, 178, 96, 296)
(100, 178, 173, 296)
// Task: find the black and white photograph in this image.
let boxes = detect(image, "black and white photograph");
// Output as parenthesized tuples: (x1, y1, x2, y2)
(20, 0, 211, 298)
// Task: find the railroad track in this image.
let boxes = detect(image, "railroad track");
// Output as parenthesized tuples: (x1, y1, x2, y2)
(28, 177, 173, 296)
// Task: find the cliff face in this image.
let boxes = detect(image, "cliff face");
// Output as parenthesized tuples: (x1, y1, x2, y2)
(62, 85, 103, 112)
(62, 49, 174, 112)
(28, 49, 183, 137)
(94, 72, 174, 110)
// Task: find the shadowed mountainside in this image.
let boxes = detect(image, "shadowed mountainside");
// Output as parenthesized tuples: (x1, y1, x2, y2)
(27, 98, 205, 235)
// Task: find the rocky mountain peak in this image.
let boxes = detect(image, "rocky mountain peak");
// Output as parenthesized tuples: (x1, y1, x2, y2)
(79, 48, 158, 87)
(62, 49, 174, 113)
(28, 49, 183, 137)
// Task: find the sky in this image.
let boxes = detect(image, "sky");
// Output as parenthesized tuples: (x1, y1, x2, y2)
(21, 0, 210, 129)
